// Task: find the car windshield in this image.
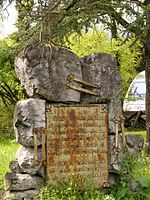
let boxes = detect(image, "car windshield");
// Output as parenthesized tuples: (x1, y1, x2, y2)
(128, 82, 146, 101)
(127, 71, 146, 101)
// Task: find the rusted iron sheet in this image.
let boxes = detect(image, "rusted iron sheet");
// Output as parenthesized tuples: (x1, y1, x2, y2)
(46, 104, 109, 188)
(33, 128, 47, 168)
(33, 128, 39, 167)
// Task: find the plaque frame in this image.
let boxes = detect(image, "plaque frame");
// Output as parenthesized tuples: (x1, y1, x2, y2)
(46, 104, 109, 188)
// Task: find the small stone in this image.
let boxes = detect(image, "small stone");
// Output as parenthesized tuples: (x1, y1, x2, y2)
(126, 134, 144, 157)
(129, 180, 139, 192)
(4, 172, 44, 191)
(109, 173, 120, 187)
(9, 161, 22, 173)
(14, 98, 46, 147)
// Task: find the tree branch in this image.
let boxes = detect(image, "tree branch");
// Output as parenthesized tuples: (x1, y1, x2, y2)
(111, 9, 141, 36)
(57, 0, 81, 24)
(49, 0, 62, 11)
(64, 0, 81, 11)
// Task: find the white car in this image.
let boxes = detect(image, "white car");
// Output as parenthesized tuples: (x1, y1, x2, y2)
(123, 71, 146, 112)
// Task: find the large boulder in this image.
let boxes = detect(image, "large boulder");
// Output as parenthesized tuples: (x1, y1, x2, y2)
(14, 98, 45, 147)
(80, 53, 122, 133)
(4, 173, 44, 191)
(15, 44, 82, 102)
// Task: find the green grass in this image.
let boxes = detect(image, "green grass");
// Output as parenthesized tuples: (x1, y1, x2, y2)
(0, 139, 20, 197)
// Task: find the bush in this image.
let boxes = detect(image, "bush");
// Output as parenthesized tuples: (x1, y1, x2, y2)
(38, 182, 114, 200)
(111, 153, 150, 200)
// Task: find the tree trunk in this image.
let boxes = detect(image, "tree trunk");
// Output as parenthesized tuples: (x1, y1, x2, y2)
(145, 37, 150, 155)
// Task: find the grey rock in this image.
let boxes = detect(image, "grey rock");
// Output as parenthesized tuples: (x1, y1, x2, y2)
(15, 44, 82, 102)
(14, 98, 45, 147)
(4, 172, 44, 191)
(109, 135, 124, 172)
(80, 53, 122, 133)
(129, 180, 139, 192)
(16, 146, 45, 177)
(3, 189, 39, 200)
(9, 161, 22, 174)
(109, 173, 120, 187)
(126, 134, 144, 157)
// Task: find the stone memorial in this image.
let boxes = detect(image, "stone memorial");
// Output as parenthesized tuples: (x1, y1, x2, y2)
(3, 44, 144, 200)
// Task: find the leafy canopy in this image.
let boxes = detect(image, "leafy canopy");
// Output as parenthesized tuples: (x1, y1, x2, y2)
(0, 0, 149, 47)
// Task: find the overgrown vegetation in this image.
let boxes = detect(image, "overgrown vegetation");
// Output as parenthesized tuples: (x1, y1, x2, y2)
(111, 153, 150, 200)
(39, 152, 150, 200)
(38, 183, 111, 200)
(0, 36, 25, 139)
(0, 139, 19, 197)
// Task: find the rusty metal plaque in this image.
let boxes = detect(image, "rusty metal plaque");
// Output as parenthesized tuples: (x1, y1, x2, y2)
(46, 104, 109, 188)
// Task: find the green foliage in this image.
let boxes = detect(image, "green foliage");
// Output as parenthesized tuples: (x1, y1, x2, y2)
(67, 30, 112, 57)
(0, 37, 16, 82)
(1, 1, 149, 49)
(111, 153, 150, 200)
(67, 30, 142, 98)
(0, 139, 20, 198)
(38, 182, 114, 200)
(133, 153, 150, 184)
(0, 36, 25, 139)
(0, 36, 24, 103)
(112, 38, 142, 98)
(0, 100, 14, 140)
(4, 0, 148, 47)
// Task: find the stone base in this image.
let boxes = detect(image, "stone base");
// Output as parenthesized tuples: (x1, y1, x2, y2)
(3, 189, 39, 200)
(4, 173, 44, 191)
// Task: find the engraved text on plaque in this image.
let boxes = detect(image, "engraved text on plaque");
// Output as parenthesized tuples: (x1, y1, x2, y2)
(46, 104, 108, 188)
